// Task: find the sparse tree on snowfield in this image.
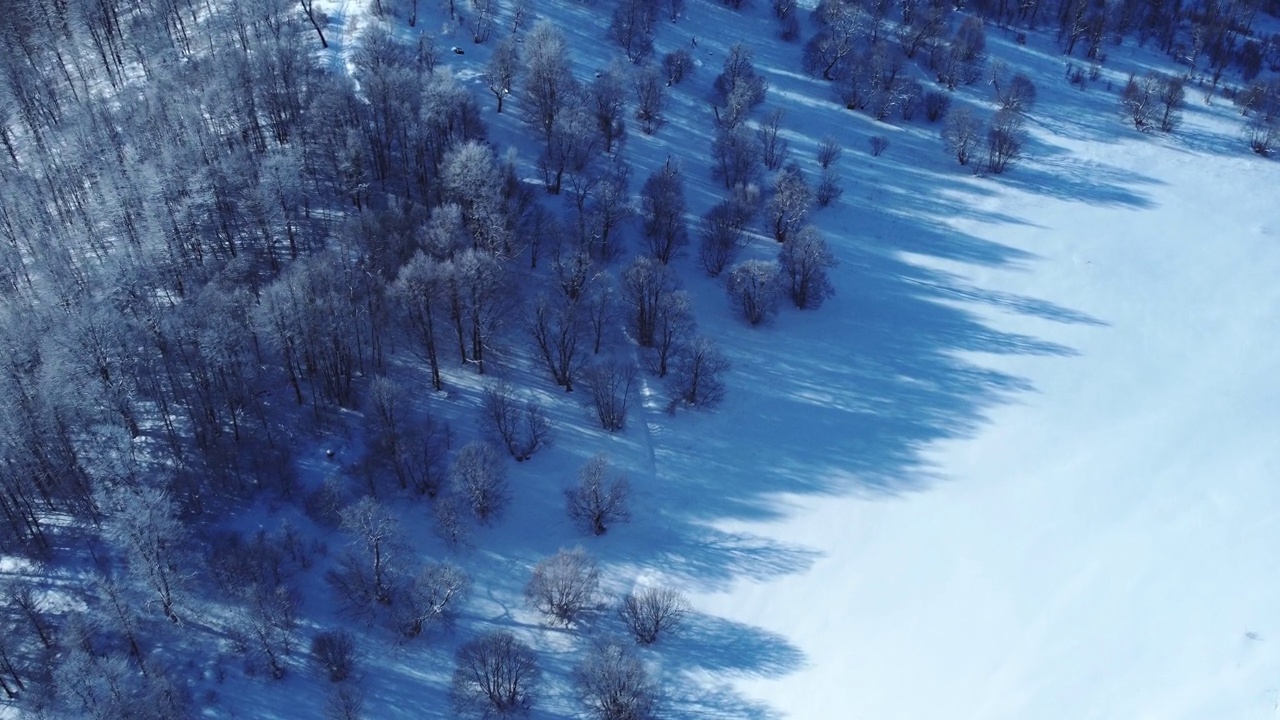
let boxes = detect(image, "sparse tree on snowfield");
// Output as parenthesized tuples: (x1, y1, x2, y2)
(984, 108, 1025, 174)
(482, 381, 553, 461)
(395, 562, 471, 638)
(639, 159, 689, 264)
(662, 49, 695, 85)
(573, 640, 660, 720)
(646, 290, 696, 378)
(311, 630, 358, 683)
(697, 201, 749, 277)
(619, 587, 689, 645)
(565, 454, 632, 536)
(1122, 71, 1184, 133)
(670, 337, 730, 408)
(712, 44, 768, 128)
(757, 109, 790, 171)
(609, 0, 659, 63)
(942, 105, 982, 166)
(529, 291, 590, 391)
(486, 36, 520, 113)
(726, 260, 781, 325)
(766, 163, 812, 242)
(525, 547, 601, 625)
(816, 167, 843, 207)
(711, 126, 763, 189)
(995, 71, 1037, 113)
(923, 90, 951, 122)
(1246, 113, 1280, 155)
(633, 64, 668, 135)
(582, 359, 639, 431)
(325, 684, 365, 720)
(778, 225, 837, 310)
(450, 441, 510, 523)
(451, 631, 540, 718)
(621, 255, 681, 347)
(590, 68, 629, 154)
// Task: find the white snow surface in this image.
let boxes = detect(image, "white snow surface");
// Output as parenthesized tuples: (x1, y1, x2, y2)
(267, 1, 1280, 717)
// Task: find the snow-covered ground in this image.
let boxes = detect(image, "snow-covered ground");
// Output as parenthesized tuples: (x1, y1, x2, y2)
(239, 1, 1280, 717)
(687, 62, 1280, 720)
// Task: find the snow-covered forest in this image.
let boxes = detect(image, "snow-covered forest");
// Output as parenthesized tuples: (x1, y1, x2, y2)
(2, 0, 1280, 717)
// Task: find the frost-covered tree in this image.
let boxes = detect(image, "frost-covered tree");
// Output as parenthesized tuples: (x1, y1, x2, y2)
(524, 22, 578, 143)
(98, 484, 189, 623)
(486, 36, 520, 113)
(778, 225, 837, 309)
(662, 49, 695, 85)
(451, 631, 540, 718)
(526, 547, 601, 625)
(766, 163, 812, 242)
(573, 641, 659, 720)
(726, 260, 781, 325)
(712, 44, 768, 128)
(943, 106, 982, 166)
(330, 496, 404, 608)
(450, 441, 510, 523)
(395, 562, 471, 638)
(618, 587, 689, 644)
(590, 67, 628, 154)
(565, 454, 632, 536)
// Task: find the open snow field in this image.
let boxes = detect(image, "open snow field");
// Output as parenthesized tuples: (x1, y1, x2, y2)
(681, 48, 1280, 720)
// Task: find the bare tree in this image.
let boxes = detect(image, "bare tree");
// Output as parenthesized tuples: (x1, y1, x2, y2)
(711, 126, 763, 188)
(325, 685, 365, 720)
(450, 441, 510, 523)
(816, 167, 843, 206)
(621, 255, 681, 347)
(995, 72, 1037, 113)
(525, 547, 601, 624)
(713, 44, 769, 128)
(329, 496, 404, 608)
(662, 49, 695, 85)
(984, 108, 1025, 174)
(451, 631, 540, 718)
(482, 381, 553, 461)
(757, 109, 790, 171)
(697, 185, 759, 276)
(923, 90, 951, 122)
(639, 158, 688, 263)
(395, 252, 449, 391)
(300, 0, 329, 47)
(1121, 72, 1182, 132)
(670, 337, 730, 408)
(524, 22, 578, 143)
(582, 360, 639, 431)
(590, 67, 629, 154)
(778, 225, 837, 309)
(725, 260, 781, 325)
(311, 630, 358, 682)
(942, 105, 982, 166)
(565, 454, 632, 535)
(396, 562, 471, 638)
(609, 0, 659, 63)
(486, 36, 520, 113)
(98, 483, 189, 623)
(766, 163, 812, 242)
(573, 641, 660, 720)
(619, 587, 689, 645)
(633, 65, 668, 135)
(529, 292, 590, 391)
